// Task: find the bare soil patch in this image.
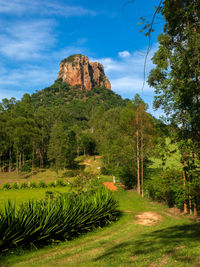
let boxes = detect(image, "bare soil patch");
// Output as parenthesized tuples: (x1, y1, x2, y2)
(135, 212, 162, 226)
(168, 207, 181, 215)
(103, 182, 117, 191)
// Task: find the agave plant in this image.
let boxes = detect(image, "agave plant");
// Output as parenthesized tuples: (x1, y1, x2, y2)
(0, 188, 120, 252)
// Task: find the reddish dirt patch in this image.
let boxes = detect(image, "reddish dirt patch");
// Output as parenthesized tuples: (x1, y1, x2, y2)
(103, 182, 117, 191)
(83, 159, 91, 166)
(95, 156, 102, 159)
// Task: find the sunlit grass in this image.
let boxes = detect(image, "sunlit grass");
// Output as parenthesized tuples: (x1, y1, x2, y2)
(1, 189, 198, 267)
(0, 187, 69, 208)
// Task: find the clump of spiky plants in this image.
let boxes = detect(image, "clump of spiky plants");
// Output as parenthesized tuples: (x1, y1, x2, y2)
(0, 187, 120, 253)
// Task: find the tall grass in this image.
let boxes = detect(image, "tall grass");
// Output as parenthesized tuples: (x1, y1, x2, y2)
(0, 188, 120, 252)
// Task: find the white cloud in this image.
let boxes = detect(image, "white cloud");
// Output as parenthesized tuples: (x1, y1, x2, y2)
(0, 20, 56, 60)
(92, 45, 158, 99)
(0, 45, 88, 100)
(118, 50, 130, 58)
(0, 0, 96, 17)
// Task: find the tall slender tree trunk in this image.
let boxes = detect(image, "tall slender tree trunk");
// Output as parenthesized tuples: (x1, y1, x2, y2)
(40, 136, 44, 168)
(22, 150, 25, 166)
(19, 152, 22, 170)
(183, 157, 188, 214)
(194, 201, 198, 216)
(182, 113, 188, 214)
(9, 148, 12, 173)
(189, 195, 193, 215)
(32, 142, 35, 175)
(16, 149, 19, 173)
(136, 129, 140, 195)
(0, 154, 2, 173)
(188, 153, 193, 215)
(141, 130, 144, 197)
(0, 154, 1, 173)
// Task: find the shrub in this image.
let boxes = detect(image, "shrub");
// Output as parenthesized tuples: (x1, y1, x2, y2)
(48, 181, 56, 187)
(30, 181, 37, 188)
(38, 180, 47, 188)
(2, 183, 11, 190)
(62, 170, 79, 177)
(0, 188, 120, 252)
(56, 179, 65, 187)
(117, 166, 137, 189)
(100, 166, 111, 175)
(12, 182, 19, 190)
(146, 168, 183, 208)
(20, 164, 31, 173)
(20, 182, 28, 189)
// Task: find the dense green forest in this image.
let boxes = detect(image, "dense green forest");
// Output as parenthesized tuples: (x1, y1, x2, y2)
(0, 80, 127, 170)
(0, 77, 181, 208)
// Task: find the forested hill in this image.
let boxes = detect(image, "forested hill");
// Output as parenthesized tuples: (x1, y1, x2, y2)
(0, 75, 130, 173)
(32, 79, 128, 116)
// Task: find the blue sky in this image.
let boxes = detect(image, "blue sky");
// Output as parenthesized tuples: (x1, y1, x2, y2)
(0, 0, 164, 116)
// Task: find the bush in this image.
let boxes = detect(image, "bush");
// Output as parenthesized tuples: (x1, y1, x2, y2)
(117, 166, 137, 189)
(2, 183, 11, 190)
(20, 164, 31, 173)
(30, 181, 37, 188)
(100, 166, 111, 175)
(48, 181, 56, 187)
(0, 188, 120, 252)
(62, 170, 79, 177)
(56, 179, 65, 187)
(38, 180, 47, 188)
(20, 182, 28, 189)
(146, 168, 183, 208)
(12, 182, 19, 189)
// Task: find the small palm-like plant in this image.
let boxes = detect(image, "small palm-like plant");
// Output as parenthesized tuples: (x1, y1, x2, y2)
(0, 188, 120, 252)
(20, 182, 28, 189)
(38, 180, 47, 188)
(2, 183, 11, 190)
(12, 182, 19, 190)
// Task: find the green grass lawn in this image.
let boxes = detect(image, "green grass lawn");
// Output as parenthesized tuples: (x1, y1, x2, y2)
(0, 169, 66, 186)
(0, 187, 69, 208)
(1, 188, 199, 267)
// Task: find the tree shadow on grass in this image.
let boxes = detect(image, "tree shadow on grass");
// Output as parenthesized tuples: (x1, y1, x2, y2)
(94, 223, 200, 265)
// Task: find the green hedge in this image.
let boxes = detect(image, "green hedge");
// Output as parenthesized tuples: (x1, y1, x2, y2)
(0, 188, 120, 252)
(1, 180, 67, 190)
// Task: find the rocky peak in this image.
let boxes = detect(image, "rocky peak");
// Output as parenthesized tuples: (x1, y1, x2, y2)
(57, 54, 111, 90)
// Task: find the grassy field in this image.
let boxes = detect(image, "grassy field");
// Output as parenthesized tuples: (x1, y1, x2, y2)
(0, 169, 65, 186)
(1, 154, 199, 266)
(0, 156, 102, 187)
(0, 187, 69, 208)
(1, 187, 200, 267)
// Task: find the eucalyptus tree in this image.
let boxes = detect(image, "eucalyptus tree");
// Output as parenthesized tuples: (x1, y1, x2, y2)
(148, 0, 200, 213)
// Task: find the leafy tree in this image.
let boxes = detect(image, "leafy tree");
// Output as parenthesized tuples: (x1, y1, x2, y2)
(148, 0, 200, 213)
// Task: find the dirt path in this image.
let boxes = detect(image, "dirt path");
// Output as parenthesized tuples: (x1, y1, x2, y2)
(135, 212, 162, 226)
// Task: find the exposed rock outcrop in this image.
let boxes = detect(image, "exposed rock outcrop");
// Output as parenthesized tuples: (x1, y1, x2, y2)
(57, 54, 111, 90)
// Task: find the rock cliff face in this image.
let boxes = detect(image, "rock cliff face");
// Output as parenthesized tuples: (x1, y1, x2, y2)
(57, 55, 111, 90)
